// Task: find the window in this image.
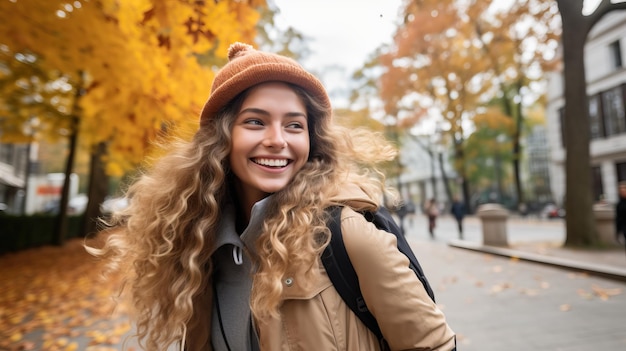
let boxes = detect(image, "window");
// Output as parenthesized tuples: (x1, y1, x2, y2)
(0, 144, 14, 164)
(610, 40, 623, 69)
(602, 85, 626, 136)
(592, 166, 604, 202)
(589, 94, 604, 139)
(558, 107, 566, 147)
(616, 161, 626, 183)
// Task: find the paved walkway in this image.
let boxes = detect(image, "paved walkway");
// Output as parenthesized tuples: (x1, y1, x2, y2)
(403, 214, 626, 351)
(403, 214, 626, 278)
(3, 215, 625, 350)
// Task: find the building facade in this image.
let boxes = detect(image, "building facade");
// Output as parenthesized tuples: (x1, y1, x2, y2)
(546, 11, 626, 206)
(0, 143, 28, 213)
(525, 124, 553, 205)
(398, 134, 457, 213)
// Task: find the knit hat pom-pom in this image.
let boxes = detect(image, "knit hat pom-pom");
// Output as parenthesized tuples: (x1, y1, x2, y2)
(228, 42, 254, 61)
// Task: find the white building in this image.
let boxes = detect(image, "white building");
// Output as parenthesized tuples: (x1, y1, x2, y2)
(398, 134, 457, 212)
(0, 143, 28, 213)
(525, 124, 553, 205)
(546, 11, 626, 206)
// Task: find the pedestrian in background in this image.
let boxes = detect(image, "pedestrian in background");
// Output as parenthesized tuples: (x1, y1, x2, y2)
(450, 196, 465, 239)
(426, 198, 439, 238)
(615, 181, 626, 245)
(88, 42, 455, 350)
(394, 198, 417, 235)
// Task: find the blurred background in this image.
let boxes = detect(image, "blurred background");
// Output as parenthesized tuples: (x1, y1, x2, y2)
(2, 0, 622, 248)
(2, 0, 626, 350)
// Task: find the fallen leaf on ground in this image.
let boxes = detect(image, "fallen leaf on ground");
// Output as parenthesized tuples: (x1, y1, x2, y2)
(0, 238, 128, 350)
(491, 265, 503, 273)
(519, 288, 539, 296)
(591, 285, 622, 300)
(577, 289, 594, 299)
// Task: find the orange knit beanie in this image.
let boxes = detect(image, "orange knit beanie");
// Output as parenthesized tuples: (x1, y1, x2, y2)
(199, 42, 331, 125)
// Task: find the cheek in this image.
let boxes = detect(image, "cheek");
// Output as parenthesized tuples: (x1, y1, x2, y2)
(297, 137, 311, 161)
(228, 136, 248, 170)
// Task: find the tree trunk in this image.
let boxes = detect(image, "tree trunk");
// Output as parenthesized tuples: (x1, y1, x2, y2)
(53, 115, 79, 246)
(429, 147, 437, 199)
(454, 138, 472, 213)
(438, 151, 453, 209)
(557, 0, 597, 247)
(82, 142, 109, 237)
(53, 72, 85, 246)
(500, 83, 525, 208)
(513, 81, 524, 206)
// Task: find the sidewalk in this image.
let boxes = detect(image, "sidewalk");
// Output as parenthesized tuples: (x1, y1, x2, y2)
(403, 214, 626, 281)
(2, 215, 625, 351)
(403, 215, 626, 350)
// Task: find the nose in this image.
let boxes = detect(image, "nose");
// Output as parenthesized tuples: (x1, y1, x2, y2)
(263, 124, 286, 149)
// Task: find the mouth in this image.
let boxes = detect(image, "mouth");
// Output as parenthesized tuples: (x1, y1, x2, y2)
(251, 157, 290, 168)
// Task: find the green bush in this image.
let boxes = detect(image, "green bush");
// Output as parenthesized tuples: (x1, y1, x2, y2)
(0, 214, 85, 254)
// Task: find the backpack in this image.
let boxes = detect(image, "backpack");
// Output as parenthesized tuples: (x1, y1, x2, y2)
(321, 205, 439, 349)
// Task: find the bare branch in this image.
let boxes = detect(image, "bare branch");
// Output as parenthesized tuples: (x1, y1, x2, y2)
(588, 0, 626, 32)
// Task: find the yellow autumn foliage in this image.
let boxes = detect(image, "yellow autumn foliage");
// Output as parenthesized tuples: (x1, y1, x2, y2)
(473, 107, 515, 133)
(0, 0, 266, 176)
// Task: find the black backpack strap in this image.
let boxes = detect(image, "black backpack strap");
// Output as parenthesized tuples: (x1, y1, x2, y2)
(373, 207, 436, 301)
(321, 206, 384, 342)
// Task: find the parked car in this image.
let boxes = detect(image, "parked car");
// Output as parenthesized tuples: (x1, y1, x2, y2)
(541, 204, 565, 219)
(42, 194, 88, 215)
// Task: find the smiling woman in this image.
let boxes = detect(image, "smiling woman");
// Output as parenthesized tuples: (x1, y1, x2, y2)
(229, 82, 311, 211)
(87, 42, 456, 351)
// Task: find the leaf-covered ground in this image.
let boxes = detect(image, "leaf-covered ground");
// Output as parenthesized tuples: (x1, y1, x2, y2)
(0, 238, 133, 351)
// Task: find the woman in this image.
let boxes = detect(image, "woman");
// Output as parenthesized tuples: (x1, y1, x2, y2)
(89, 42, 455, 350)
(426, 198, 439, 238)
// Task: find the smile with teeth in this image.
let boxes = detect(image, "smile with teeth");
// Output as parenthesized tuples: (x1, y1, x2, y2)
(252, 158, 289, 167)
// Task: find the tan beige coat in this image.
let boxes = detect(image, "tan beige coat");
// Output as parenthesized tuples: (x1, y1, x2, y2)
(185, 188, 456, 350)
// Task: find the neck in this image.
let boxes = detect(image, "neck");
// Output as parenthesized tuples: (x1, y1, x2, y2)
(232, 182, 270, 232)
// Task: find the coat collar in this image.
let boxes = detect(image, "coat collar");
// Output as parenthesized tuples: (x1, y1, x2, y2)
(210, 196, 272, 257)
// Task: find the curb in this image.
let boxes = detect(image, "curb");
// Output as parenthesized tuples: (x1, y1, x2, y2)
(448, 240, 626, 283)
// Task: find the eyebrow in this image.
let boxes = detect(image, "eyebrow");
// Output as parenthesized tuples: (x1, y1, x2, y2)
(238, 107, 307, 118)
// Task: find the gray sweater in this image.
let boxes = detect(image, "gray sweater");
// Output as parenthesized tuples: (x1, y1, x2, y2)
(210, 197, 269, 351)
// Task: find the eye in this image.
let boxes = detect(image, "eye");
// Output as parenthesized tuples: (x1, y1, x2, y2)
(286, 121, 305, 129)
(243, 118, 264, 126)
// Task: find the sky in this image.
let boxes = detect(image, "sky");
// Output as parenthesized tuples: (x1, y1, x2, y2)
(271, 0, 604, 70)
(271, 0, 403, 107)
(269, 0, 605, 109)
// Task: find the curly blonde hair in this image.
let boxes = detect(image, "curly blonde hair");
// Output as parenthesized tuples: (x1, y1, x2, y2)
(88, 83, 397, 349)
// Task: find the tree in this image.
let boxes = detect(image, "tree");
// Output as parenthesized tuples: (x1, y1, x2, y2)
(0, 50, 74, 145)
(379, 0, 498, 212)
(555, 0, 626, 247)
(0, 0, 266, 243)
(464, 107, 514, 205)
(473, 0, 560, 208)
(378, 0, 561, 214)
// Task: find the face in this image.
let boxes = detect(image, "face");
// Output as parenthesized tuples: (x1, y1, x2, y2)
(620, 185, 626, 198)
(230, 82, 310, 205)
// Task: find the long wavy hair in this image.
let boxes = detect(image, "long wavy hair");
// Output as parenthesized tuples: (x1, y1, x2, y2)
(88, 83, 397, 349)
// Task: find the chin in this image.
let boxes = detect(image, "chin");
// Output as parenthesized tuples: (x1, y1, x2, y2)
(259, 182, 291, 194)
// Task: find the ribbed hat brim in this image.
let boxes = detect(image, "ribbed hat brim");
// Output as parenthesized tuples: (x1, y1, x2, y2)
(200, 47, 331, 124)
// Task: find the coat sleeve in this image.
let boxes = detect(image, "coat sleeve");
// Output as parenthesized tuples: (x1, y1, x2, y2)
(340, 208, 456, 351)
